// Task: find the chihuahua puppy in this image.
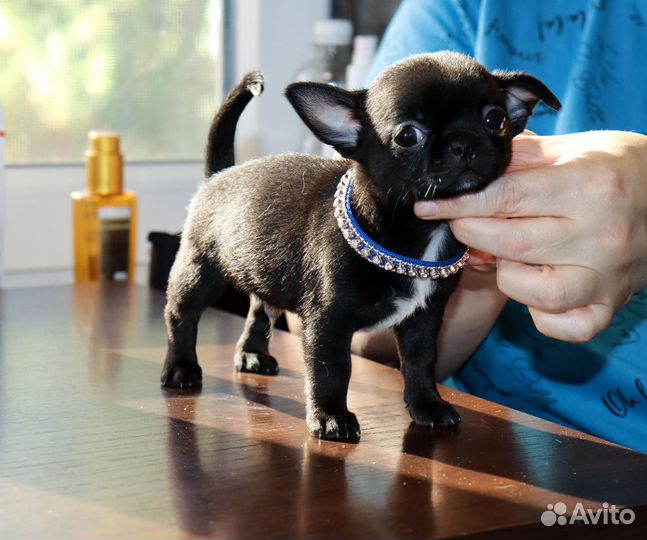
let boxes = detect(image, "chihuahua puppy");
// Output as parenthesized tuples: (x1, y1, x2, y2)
(161, 52, 560, 440)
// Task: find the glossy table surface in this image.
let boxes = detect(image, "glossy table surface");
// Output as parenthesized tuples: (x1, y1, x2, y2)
(0, 283, 644, 539)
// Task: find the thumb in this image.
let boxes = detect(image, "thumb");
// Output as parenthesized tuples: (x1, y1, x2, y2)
(506, 134, 560, 173)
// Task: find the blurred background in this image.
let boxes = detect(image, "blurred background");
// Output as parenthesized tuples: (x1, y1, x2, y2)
(0, 0, 400, 287)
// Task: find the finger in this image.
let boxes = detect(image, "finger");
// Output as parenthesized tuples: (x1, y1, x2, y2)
(414, 133, 592, 220)
(496, 260, 599, 313)
(506, 134, 557, 172)
(450, 217, 576, 265)
(528, 303, 614, 343)
(414, 166, 571, 220)
(466, 249, 496, 266)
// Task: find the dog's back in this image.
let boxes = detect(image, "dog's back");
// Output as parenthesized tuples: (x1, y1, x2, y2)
(184, 71, 351, 313)
(192, 153, 349, 311)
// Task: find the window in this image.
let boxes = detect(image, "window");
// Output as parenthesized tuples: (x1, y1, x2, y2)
(0, 0, 224, 164)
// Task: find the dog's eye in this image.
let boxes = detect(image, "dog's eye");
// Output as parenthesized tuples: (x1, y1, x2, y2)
(394, 125, 425, 147)
(483, 105, 507, 131)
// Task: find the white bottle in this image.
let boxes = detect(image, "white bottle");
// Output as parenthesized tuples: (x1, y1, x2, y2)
(0, 102, 5, 287)
(295, 19, 353, 156)
(346, 35, 378, 90)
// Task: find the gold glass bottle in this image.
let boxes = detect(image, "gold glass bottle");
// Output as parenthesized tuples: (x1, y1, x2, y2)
(72, 131, 138, 282)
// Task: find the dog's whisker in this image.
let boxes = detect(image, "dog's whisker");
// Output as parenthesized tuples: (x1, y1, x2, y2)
(392, 189, 411, 223)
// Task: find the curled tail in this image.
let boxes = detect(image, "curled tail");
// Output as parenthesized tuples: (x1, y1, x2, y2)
(204, 70, 264, 178)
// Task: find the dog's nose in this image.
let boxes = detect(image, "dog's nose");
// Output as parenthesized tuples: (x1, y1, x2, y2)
(449, 141, 476, 163)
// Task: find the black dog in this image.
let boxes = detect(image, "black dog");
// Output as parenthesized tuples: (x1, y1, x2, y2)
(161, 52, 560, 441)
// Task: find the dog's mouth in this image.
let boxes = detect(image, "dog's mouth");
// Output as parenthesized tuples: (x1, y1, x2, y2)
(412, 169, 488, 201)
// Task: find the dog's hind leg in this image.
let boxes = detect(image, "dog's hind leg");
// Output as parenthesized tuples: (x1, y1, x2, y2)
(234, 294, 280, 375)
(161, 250, 225, 388)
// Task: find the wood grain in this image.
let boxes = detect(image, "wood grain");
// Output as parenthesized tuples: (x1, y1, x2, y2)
(0, 283, 644, 539)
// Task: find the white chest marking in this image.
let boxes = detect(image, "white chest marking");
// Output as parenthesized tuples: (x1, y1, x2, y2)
(364, 224, 449, 332)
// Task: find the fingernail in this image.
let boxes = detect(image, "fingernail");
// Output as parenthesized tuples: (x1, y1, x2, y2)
(414, 201, 438, 218)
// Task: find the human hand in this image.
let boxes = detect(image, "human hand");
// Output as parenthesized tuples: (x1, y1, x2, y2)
(415, 131, 647, 342)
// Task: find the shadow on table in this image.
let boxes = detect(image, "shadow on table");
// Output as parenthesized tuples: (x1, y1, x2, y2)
(402, 405, 647, 508)
(160, 354, 646, 513)
(164, 400, 549, 540)
(164, 370, 646, 509)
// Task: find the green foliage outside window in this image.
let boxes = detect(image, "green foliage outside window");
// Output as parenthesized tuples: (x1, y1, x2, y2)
(0, 0, 223, 164)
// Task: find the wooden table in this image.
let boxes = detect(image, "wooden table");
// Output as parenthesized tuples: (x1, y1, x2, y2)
(0, 283, 644, 539)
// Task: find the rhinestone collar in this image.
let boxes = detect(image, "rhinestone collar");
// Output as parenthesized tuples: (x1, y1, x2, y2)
(333, 169, 469, 279)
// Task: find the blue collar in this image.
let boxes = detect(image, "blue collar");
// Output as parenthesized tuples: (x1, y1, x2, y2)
(334, 169, 469, 279)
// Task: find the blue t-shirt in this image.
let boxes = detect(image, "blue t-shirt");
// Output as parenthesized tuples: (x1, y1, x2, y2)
(369, 0, 647, 453)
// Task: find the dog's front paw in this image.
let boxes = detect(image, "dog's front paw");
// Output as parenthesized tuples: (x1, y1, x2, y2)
(307, 410, 361, 441)
(234, 351, 279, 375)
(161, 362, 203, 388)
(408, 400, 461, 429)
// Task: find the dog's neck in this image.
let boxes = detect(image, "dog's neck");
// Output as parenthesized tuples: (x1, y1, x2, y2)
(335, 168, 468, 278)
(348, 164, 460, 261)
(350, 165, 426, 223)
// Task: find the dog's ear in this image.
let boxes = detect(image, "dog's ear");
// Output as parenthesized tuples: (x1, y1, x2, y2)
(492, 71, 561, 135)
(285, 82, 366, 157)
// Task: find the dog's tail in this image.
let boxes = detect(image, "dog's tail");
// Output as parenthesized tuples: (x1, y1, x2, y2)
(204, 70, 264, 178)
